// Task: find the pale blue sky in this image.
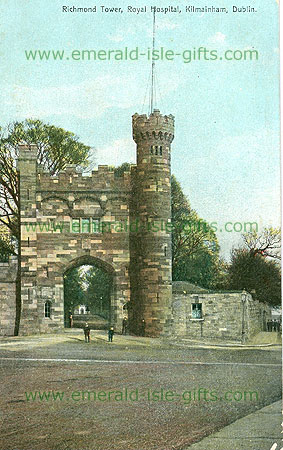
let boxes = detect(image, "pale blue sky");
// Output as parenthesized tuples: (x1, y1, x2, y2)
(0, 0, 280, 258)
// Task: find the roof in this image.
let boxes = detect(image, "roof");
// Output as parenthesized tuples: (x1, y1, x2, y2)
(172, 281, 208, 294)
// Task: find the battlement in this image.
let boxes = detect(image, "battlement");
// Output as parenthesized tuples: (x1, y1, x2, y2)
(17, 143, 37, 160)
(37, 165, 132, 192)
(132, 109, 174, 144)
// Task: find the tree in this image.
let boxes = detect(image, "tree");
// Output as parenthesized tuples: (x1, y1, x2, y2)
(227, 248, 281, 305)
(243, 227, 281, 261)
(0, 225, 16, 261)
(171, 175, 221, 288)
(113, 162, 131, 177)
(0, 119, 90, 241)
(64, 267, 86, 314)
(84, 266, 112, 318)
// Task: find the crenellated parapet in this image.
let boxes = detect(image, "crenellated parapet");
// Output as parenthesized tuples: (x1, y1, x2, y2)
(132, 109, 174, 144)
(37, 165, 132, 192)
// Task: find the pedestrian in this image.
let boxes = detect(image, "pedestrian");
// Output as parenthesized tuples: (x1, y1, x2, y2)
(84, 322, 90, 343)
(69, 312, 73, 328)
(122, 317, 128, 335)
(272, 320, 277, 332)
(140, 319, 146, 337)
(108, 327, 114, 342)
(267, 320, 272, 332)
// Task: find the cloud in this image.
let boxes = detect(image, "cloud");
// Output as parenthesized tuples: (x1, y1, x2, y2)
(208, 32, 226, 45)
(107, 25, 135, 43)
(3, 75, 146, 120)
(3, 68, 180, 120)
(94, 137, 136, 166)
(156, 18, 179, 32)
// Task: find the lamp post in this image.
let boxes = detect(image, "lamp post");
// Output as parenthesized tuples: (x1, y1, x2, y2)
(241, 290, 247, 344)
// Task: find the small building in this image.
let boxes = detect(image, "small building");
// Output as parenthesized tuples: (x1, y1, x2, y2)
(171, 281, 271, 343)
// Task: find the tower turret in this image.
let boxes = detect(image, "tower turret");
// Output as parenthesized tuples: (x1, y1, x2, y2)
(130, 109, 174, 336)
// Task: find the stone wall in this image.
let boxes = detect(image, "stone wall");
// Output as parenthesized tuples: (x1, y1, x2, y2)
(244, 295, 271, 338)
(0, 257, 17, 336)
(171, 285, 271, 342)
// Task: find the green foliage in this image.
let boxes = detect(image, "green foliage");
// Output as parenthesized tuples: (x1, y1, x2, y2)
(84, 266, 112, 317)
(63, 267, 85, 313)
(63, 265, 112, 318)
(0, 119, 91, 240)
(113, 162, 131, 178)
(171, 175, 221, 288)
(227, 248, 281, 305)
(0, 225, 16, 261)
(1, 119, 90, 173)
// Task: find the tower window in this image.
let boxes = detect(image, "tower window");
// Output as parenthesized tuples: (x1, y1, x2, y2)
(150, 146, 154, 154)
(164, 245, 167, 257)
(155, 146, 158, 155)
(160, 146, 163, 155)
(44, 301, 52, 318)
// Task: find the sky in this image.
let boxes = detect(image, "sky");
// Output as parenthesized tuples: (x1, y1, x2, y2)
(0, 0, 280, 259)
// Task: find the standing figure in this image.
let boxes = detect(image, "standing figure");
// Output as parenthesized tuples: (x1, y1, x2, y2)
(108, 327, 114, 342)
(267, 320, 272, 332)
(69, 312, 73, 328)
(122, 317, 128, 335)
(84, 322, 90, 343)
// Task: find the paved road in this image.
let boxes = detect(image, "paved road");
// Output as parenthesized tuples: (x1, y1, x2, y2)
(0, 333, 281, 450)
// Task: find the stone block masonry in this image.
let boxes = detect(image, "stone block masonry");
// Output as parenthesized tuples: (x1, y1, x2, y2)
(171, 283, 271, 342)
(0, 257, 17, 336)
(0, 112, 270, 339)
(15, 109, 174, 336)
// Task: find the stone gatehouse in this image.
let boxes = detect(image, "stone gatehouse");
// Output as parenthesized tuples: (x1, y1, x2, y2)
(0, 110, 271, 339)
(16, 109, 174, 336)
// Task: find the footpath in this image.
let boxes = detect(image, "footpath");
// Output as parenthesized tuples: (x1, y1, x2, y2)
(185, 400, 282, 450)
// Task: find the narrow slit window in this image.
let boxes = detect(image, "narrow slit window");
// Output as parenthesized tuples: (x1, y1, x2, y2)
(155, 146, 158, 155)
(159, 146, 163, 155)
(72, 219, 80, 233)
(44, 301, 51, 318)
(92, 218, 100, 233)
(82, 218, 90, 233)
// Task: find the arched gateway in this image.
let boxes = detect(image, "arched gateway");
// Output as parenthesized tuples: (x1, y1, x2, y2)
(17, 110, 175, 336)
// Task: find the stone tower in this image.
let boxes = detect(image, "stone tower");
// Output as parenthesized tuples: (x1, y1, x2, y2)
(131, 109, 174, 337)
